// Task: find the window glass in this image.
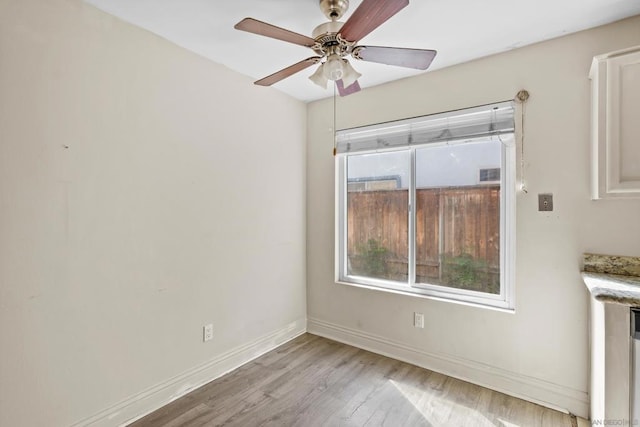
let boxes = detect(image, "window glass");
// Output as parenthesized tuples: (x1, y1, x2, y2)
(415, 140, 501, 294)
(346, 151, 410, 283)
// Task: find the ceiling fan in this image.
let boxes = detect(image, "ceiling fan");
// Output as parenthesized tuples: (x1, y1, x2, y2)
(234, 0, 437, 96)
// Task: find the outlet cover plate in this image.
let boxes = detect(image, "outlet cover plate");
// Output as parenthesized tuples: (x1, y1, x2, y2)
(203, 324, 213, 342)
(414, 312, 424, 328)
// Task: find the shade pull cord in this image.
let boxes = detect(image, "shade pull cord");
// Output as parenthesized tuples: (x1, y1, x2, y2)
(515, 90, 530, 193)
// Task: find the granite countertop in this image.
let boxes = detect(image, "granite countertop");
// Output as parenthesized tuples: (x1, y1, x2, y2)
(582, 253, 640, 306)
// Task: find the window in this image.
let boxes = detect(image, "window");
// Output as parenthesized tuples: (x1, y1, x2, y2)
(335, 103, 515, 309)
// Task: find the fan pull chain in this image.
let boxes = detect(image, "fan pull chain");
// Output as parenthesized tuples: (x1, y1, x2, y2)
(333, 82, 337, 156)
(515, 90, 530, 193)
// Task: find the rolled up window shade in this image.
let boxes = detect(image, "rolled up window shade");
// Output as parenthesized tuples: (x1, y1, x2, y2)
(335, 101, 514, 154)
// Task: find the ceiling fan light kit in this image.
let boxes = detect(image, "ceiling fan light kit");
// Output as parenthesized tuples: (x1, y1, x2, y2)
(234, 0, 437, 96)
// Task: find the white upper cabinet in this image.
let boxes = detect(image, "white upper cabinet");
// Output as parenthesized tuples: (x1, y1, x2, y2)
(590, 45, 640, 199)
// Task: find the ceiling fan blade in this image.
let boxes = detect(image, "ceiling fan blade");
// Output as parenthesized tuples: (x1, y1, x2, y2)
(353, 46, 437, 70)
(255, 57, 322, 86)
(336, 79, 361, 96)
(338, 0, 409, 43)
(234, 18, 316, 48)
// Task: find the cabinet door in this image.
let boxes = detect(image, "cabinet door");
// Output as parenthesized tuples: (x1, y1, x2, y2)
(593, 48, 640, 199)
(608, 51, 640, 195)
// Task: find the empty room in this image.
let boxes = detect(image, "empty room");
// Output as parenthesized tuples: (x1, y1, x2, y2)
(2, 0, 640, 426)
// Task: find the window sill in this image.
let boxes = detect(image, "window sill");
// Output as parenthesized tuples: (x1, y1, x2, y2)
(335, 279, 515, 314)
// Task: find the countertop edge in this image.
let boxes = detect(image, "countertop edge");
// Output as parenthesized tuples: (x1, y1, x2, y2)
(582, 272, 640, 306)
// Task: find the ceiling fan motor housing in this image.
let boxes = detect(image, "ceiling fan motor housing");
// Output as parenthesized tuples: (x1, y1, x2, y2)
(319, 0, 349, 21)
(311, 21, 350, 57)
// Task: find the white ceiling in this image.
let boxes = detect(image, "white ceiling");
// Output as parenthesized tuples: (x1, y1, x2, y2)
(84, 0, 640, 102)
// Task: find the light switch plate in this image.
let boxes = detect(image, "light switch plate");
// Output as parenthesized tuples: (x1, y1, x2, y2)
(538, 194, 553, 211)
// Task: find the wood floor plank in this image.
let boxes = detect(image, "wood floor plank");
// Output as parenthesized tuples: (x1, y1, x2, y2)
(129, 334, 574, 427)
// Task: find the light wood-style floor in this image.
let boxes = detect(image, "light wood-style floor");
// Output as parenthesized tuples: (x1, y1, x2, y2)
(130, 334, 577, 427)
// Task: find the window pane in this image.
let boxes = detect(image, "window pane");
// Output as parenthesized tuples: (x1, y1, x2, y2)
(415, 140, 501, 294)
(346, 151, 409, 283)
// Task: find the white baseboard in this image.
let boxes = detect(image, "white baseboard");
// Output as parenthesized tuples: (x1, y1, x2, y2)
(307, 317, 588, 418)
(72, 316, 588, 425)
(71, 318, 307, 427)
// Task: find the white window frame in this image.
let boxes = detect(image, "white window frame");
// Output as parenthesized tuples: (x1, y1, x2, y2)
(334, 106, 516, 311)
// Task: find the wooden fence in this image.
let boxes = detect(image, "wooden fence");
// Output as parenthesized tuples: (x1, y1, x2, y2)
(347, 185, 500, 292)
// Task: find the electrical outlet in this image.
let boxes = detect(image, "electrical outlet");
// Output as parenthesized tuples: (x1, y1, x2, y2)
(414, 312, 424, 328)
(538, 194, 553, 211)
(203, 324, 213, 342)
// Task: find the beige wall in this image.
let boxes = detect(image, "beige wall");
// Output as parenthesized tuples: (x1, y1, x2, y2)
(2, 0, 639, 424)
(307, 16, 640, 418)
(0, 0, 307, 425)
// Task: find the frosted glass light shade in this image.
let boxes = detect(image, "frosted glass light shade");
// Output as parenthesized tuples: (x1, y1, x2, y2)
(323, 54, 345, 81)
(341, 59, 361, 87)
(309, 64, 328, 89)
